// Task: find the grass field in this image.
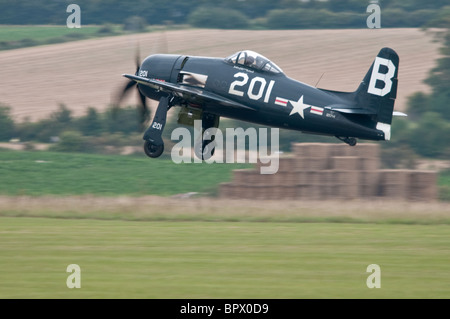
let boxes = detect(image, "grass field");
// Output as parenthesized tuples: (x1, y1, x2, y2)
(439, 170, 450, 201)
(0, 149, 249, 196)
(0, 25, 132, 51)
(0, 25, 109, 42)
(1, 149, 449, 299)
(1, 149, 449, 200)
(0, 217, 448, 298)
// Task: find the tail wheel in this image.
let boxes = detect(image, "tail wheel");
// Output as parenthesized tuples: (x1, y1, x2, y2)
(336, 136, 357, 146)
(144, 140, 164, 158)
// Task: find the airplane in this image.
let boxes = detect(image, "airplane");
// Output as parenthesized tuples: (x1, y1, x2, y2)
(118, 47, 405, 160)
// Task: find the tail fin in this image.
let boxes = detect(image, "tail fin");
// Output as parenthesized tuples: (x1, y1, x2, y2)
(355, 48, 399, 138)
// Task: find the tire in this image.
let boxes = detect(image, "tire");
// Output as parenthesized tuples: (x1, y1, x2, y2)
(144, 140, 164, 158)
(348, 138, 357, 146)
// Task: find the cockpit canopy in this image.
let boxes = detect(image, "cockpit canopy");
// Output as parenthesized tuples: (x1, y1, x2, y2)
(225, 50, 283, 74)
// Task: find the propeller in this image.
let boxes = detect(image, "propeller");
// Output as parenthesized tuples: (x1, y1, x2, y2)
(114, 44, 149, 128)
(114, 31, 168, 129)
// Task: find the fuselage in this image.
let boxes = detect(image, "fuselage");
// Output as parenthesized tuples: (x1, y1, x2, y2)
(137, 54, 384, 141)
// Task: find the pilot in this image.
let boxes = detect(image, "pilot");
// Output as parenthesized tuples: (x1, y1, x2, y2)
(244, 55, 255, 67)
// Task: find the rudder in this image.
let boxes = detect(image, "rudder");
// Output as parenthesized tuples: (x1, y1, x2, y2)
(355, 48, 399, 139)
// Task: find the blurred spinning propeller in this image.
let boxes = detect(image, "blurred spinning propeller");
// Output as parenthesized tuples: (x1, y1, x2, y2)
(114, 45, 149, 128)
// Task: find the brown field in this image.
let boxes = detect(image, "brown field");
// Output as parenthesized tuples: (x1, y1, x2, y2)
(0, 28, 443, 122)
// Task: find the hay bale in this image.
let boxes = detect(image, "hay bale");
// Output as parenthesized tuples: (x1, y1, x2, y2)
(232, 169, 256, 185)
(329, 144, 351, 157)
(294, 157, 310, 171)
(279, 171, 299, 187)
(331, 170, 360, 186)
(337, 184, 359, 199)
(297, 171, 321, 186)
(264, 186, 280, 200)
(277, 157, 297, 172)
(326, 170, 359, 199)
(273, 186, 296, 200)
(219, 183, 232, 198)
(379, 169, 410, 184)
(378, 169, 411, 199)
(316, 171, 335, 199)
(284, 186, 300, 200)
(301, 184, 322, 200)
(296, 185, 306, 199)
(359, 171, 380, 197)
(331, 156, 361, 170)
(359, 157, 380, 171)
(408, 171, 438, 201)
(308, 157, 329, 170)
(291, 143, 331, 158)
(356, 143, 380, 158)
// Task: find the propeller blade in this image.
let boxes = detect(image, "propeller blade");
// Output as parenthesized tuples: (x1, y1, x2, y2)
(113, 42, 149, 129)
(137, 86, 149, 125)
(135, 43, 141, 73)
(119, 80, 137, 101)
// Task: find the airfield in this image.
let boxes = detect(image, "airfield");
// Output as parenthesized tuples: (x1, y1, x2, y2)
(1, 196, 450, 298)
(0, 28, 449, 299)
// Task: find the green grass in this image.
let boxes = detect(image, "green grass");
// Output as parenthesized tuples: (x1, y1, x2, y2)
(0, 150, 250, 196)
(0, 25, 105, 42)
(0, 217, 448, 298)
(439, 170, 450, 201)
(0, 25, 123, 50)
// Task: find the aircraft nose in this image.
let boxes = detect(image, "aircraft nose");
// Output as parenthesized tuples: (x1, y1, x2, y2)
(139, 54, 182, 82)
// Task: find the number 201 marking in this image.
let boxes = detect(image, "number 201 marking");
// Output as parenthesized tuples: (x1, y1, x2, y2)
(229, 72, 275, 103)
(152, 122, 162, 130)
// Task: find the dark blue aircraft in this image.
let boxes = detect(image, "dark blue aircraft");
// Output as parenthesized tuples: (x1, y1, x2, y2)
(119, 47, 405, 159)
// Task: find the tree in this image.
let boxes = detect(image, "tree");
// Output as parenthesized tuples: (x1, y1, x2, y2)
(188, 7, 249, 29)
(0, 105, 15, 141)
(50, 131, 90, 153)
(104, 106, 142, 134)
(78, 107, 103, 136)
(404, 29, 450, 158)
(425, 31, 450, 94)
(51, 104, 72, 124)
(406, 92, 430, 121)
(409, 112, 450, 158)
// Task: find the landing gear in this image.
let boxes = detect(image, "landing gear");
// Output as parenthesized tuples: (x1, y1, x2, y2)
(336, 136, 357, 146)
(142, 95, 172, 158)
(194, 113, 220, 161)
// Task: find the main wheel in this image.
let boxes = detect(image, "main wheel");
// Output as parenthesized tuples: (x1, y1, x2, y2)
(194, 140, 215, 161)
(144, 140, 164, 158)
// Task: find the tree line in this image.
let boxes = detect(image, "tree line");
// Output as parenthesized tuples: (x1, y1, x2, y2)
(0, 0, 449, 29)
(387, 30, 450, 160)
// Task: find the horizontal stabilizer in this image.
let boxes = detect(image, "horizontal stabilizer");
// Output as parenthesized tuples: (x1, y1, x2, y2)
(325, 104, 376, 115)
(393, 111, 407, 117)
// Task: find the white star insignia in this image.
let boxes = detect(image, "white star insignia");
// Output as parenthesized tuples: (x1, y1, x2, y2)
(289, 95, 310, 119)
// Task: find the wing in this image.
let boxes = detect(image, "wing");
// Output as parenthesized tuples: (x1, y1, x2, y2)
(123, 74, 256, 111)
